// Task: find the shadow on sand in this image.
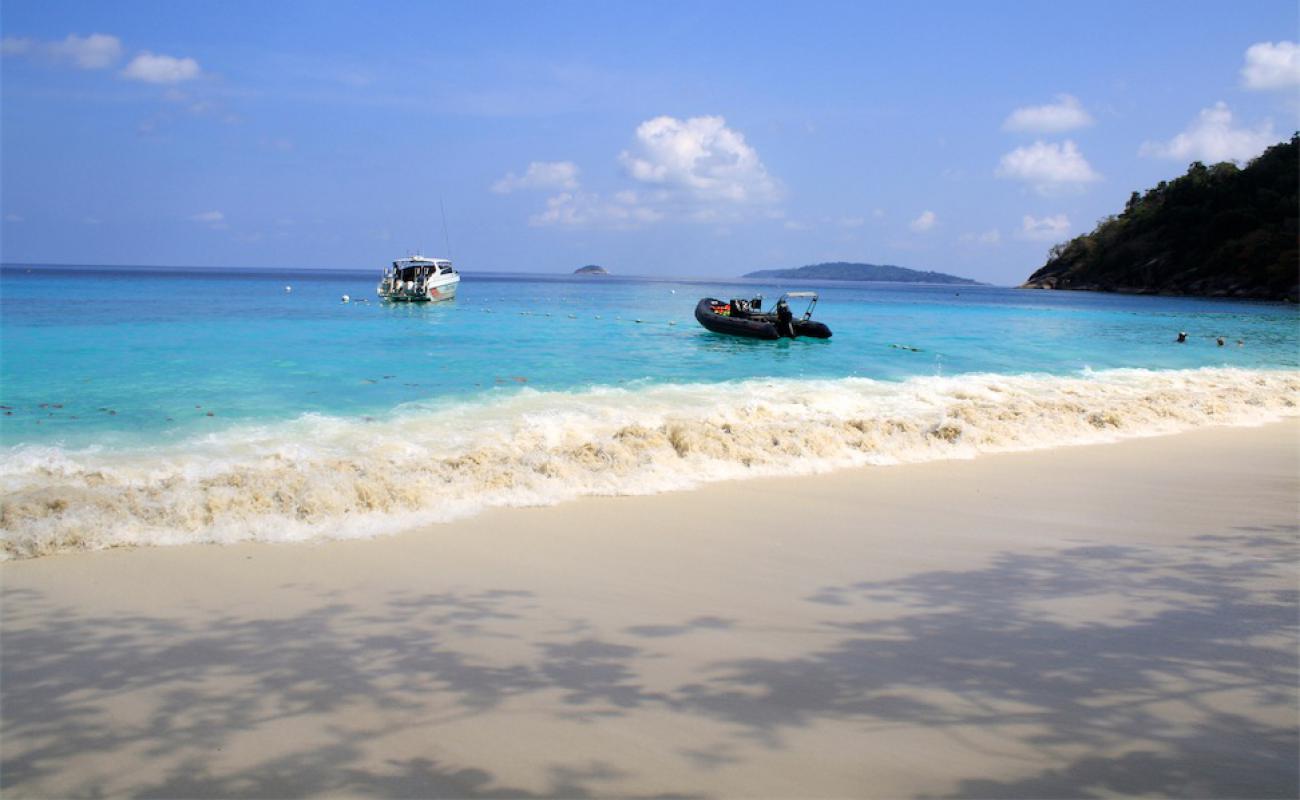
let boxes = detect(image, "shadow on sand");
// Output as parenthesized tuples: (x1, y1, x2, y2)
(2, 524, 1296, 798)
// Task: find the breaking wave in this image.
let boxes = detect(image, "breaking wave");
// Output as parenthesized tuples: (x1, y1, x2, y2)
(3, 367, 1297, 559)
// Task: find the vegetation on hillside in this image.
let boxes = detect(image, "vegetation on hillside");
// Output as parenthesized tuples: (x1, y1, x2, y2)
(1024, 134, 1298, 300)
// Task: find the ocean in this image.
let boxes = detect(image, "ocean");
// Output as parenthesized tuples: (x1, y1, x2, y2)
(2, 263, 1297, 558)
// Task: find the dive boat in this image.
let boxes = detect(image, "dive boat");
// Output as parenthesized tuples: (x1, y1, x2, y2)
(377, 255, 459, 302)
(694, 292, 832, 340)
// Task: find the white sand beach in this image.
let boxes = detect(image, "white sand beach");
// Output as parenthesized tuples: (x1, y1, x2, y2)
(2, 421, 1297, 798)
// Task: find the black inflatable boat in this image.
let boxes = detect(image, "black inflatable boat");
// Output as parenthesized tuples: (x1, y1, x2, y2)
(694, 292, 832, 340)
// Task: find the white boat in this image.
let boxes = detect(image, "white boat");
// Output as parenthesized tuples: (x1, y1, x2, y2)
(377, 255, 459, 302)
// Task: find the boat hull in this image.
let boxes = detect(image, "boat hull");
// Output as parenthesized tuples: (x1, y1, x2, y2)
(378, 276, 459, 302)
(694, 298, 831, 339)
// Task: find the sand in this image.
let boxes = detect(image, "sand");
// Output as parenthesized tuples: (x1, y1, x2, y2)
(2, 421, 1297, 799)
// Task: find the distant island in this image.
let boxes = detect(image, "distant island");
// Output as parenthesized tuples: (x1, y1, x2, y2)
(573, 265, 609, 275)
(1023, 134, 1298, 301)
(744, 262, 982, 285)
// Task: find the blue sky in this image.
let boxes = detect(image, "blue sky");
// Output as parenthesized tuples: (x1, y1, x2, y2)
(2, 1, 1296, 284)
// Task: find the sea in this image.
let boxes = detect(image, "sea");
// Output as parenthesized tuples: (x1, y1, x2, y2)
(2, 263, 1297, 559)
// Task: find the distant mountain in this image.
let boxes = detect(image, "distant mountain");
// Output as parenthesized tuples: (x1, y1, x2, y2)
(574, 264, 609, 275)
(744, 262, 983, 285)
(1023, 135, 1298, 301)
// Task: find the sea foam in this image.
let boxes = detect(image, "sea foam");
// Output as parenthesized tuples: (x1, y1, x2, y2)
(2, 367, 1296, 559)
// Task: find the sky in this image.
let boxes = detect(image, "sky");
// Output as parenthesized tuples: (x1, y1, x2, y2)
(2, 1, 1297, 284)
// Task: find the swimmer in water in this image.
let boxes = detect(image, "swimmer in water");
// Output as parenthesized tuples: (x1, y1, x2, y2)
(1176, 331, 1188, 343)
(1216, 337, 1225, 346)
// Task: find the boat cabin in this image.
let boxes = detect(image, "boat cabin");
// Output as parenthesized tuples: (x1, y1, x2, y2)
(388, 256, 455, 283)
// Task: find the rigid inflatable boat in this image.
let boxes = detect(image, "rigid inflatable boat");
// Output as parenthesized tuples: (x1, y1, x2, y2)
(694, 292, 832, 340)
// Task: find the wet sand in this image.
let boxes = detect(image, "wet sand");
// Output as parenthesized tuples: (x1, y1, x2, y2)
(3, 420, 1297, 798)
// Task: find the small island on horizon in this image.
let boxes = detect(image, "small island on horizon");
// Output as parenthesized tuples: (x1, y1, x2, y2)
(744, 262, 983, 285)
(573, 264, 609, 275)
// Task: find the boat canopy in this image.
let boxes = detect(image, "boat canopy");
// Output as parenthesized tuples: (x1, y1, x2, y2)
(777, 291, 820, 320)
(393, 256, 452, 268)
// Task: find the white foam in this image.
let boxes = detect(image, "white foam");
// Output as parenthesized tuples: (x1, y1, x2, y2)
(3, 367, 1297, 559)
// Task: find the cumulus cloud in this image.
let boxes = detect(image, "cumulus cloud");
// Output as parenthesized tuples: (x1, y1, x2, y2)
(909, 210, 937, 232)
(491, 161, 580, 193)
(121, 51, 200, 84)
(996, 140, 1100, 194)
(1002, 94, 1094, 133)
(1241, 41, 1300, 90)
(619, 115, 779, 204)
(1139, 102, 1277, 163)
(1, 32, 122, 69)
(500, 115, 782, 229)
(1019, 214, 1071, 241)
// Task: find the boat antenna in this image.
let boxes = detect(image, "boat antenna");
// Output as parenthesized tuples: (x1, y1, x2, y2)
(439, 198, 453, 261)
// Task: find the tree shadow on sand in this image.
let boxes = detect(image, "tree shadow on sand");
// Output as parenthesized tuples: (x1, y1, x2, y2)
(2, 523, 1297, 798)
(674, 525, 1299, 798)
(1, 587, 691, 798)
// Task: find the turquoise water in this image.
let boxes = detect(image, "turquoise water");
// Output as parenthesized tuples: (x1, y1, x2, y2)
(2, 264, 1297, 557)
(3, 265, 1296, 447)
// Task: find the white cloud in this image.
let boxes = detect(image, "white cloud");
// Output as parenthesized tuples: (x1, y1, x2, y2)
(1, 37, 33, 57)
(1139, 102, 1277, 163)
(996, 140, 1100, 194)
(2, 33, 122, 69)
(1241, 41, 1300, 90)
(1002, 94, 1094, 133)
(4, 213, 24, 223)
(121, 51, 200, 84)
(909, 210, 937, 232)
(1019, 214, 1071, 241)
(500, 115, 781, 229)
(530, 191, 663, 228)
(491, 161, 580, 193)
(960, 229, 1001, 245)
(51, 33, 122, 69)
(188, 210, 227, 229)
(619, 115, 779, 204)
(784, 220, 809, 231)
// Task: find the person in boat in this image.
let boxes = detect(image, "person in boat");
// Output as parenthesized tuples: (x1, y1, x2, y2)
(776, 299, 795, 338)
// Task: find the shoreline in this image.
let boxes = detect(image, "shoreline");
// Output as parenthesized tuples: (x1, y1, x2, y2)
(5, 366, 1298, 560)
(3, 421, 1298, 797)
